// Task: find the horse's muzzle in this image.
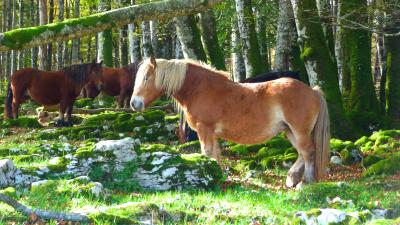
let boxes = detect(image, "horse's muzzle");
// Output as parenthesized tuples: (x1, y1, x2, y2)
(130, 96, 145, 112)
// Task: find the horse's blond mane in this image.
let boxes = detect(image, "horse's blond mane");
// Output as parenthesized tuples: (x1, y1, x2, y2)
(152, 58, 230, 95)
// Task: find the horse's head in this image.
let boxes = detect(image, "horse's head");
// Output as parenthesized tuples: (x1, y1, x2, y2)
(88, 60, 104, 91)
(130, 56, 164, 111)
(84, 81, 101, 99)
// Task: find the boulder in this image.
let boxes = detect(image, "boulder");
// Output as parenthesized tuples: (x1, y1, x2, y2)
(0, 159, 16, 188)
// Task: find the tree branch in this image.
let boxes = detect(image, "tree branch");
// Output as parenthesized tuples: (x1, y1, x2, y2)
(0, 0, 223, 52)
(0, 193, 90, 222)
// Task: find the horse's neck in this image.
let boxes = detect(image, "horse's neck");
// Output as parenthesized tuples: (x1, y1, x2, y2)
(172, 64, 233, 107)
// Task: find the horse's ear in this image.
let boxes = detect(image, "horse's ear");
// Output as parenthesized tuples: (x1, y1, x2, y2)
(150, 56, 156, 68)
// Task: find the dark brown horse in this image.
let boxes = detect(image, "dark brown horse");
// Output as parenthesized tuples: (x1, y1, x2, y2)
(4, 60, 103, 126)
(83, 63, 139, 108)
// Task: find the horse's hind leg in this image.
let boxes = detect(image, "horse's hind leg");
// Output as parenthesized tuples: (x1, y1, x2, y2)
(197, 123, 221, 164)
(285, 130, 305, 188)
(291, 133, 316, 188)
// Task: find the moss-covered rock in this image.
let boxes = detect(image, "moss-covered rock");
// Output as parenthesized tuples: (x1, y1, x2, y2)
(177, 140, 201, 154)
(47, 156, 70, 173)
(0, 187, 17, 198)
(75, 98, 95, 109)
(2, 117, 42, 128)
(362, 155, 384, 168)
(363, 154, 400, 177)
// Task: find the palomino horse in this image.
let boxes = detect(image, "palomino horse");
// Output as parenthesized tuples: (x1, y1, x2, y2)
(130, 57, 330, 188)
(83, 63, 139, 108)
(4, 60, 103, 126)
(178, 70, 303, 143)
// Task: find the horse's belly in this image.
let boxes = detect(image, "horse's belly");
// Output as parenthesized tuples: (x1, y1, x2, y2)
(28, 88, 61, 105)
(217, 119, 286, 145)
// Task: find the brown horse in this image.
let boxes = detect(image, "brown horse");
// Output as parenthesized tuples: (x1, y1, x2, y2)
(83, 63, 139, 108)
(130, 57, 330, 188)
(4, 60, 103, 126)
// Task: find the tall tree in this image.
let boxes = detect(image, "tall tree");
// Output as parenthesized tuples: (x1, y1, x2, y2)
(46, 0, 54, 70)
(290, 0, 352, 137)
(174, 15, 207, 61)
(275, 0, 294, 70)
(57, 0, 64, 69)
(255, 5, 269, 71)
(38, 0, 48, 70)
(31, 0, 38, 68)
(141, 21, 154, 58)
(198, 9, 226, 70)
(385, 3, 400, 119)
(71, 0, 80, 63)
(235, 0, 266, 77)
(11, 0, 17, 74)
(231, 18, 246, 82)
(5, 0, 12, 78)
(18, 0, 25, 70)
(150, 20, 159, 57)
(128, 0, 141, 63)
(97, 0, 113, 67)
(339, 0, 380, 128)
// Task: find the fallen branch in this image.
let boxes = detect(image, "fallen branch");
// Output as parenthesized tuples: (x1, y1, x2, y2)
(37, 104, 173, 115)
(0, 193, 90, 222)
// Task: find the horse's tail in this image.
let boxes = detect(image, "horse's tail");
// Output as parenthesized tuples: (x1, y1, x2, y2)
(312, 86, 331, 181)
(4, 81, 13, 119)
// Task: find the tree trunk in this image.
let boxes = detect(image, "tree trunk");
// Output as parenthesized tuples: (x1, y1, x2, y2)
(291, 0, 352, 138)
(71, 0, 80, 63)
(316, 0, 335, 60)
(6, 0, 12, 78)
(255, 5, 269, 71)
(198, 9, 226, 70)
(46, 0, 54, 70)
(119, 26, 129, 66)
(174, 15, 207, 61)
(159, 22, 174, 59)
(235, 0, 266, 77)
(141, 21, 154, 58)
(57, 0, 64, 69)
(128, 0, 141, 63)
(339, 0, 379, 127)
(18, 0, 25, 70)
(174, 35, 184, 59)
(31, 0, 38, 68)
(97, 0, 113, 67)
(231, 18, 246, 82)
(64, 0, 70, 66)
(385, 10, 400, 119)
(275, 0, 293, 71)
(150, 20, 159, 57)
(11, 0, 18, 74)
(0, 0, 225, 52)
(38, 0, 48, 70)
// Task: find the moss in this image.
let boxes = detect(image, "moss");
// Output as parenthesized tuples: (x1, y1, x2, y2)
(330, 138, 347, 152)
(354, 136, 369, 147)
(140, 143, 177, 154)
(75, 145, 95, 159)
(230, 144, 249, 156)
(11, 154, 36, 163)
(362, 155, 384, 168)
(363, 154, 400, 177)
(75, 98, 95, 109)
(2, 117, 42, 128)
(177, 141, 201, 154)
(0, 187, 17, 198)
(300, 47, 313, 61)
(305, 208, 321, 217)
(88, 212, 137, 225)
(47, 156, 70, 173)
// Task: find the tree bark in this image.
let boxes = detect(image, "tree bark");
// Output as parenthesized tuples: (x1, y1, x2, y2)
(291, 0, 352, 137)
(385, 7, 400, 119)
(255, 5, 269, 71)
(119, 25, 129, 66)
(31, 0, 38, 68)
(150, 20, 159, 57)
(174, 34, 184, 59)
(275, 0, 293, 71)
(0, 0, 225, 52)
(18, 0, 25, 70)
(57, 0, 64, 69)
(11, 0, 18, 74)
(5, 0, 12, 78)
(231, 18, 246, 82)
(235, 0, 266, 77)
(141, 21, 154, 58)
(198, 9, 226, 70)
(339, 0, 380, 124)
(47, 0, 54, 70)
(174, 15, 207, 61)
(38, 0, 48, 70)
(128, 0, 141, 63)
(97, 0, 113, 67)
(71, 0, 80, 64)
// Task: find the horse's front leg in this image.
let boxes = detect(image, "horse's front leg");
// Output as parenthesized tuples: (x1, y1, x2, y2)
(197, 123, 221, 165)
(65, 103, 74, 127)
(56, 100, 68, 127)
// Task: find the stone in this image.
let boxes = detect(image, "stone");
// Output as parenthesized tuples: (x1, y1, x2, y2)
(0, 159, 16, 188)
(330, 155, 342, 165)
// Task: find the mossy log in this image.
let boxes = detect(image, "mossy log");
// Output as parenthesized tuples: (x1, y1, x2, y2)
(0, 0, 224, 51)
(37, 104, 173, 115)
(0, 193, 90, 222)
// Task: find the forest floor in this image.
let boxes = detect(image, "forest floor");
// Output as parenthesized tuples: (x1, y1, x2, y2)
(0, 97, 399, 225)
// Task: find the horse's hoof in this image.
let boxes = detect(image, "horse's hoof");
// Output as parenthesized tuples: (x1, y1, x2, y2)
(65, 121, 73, 127)
(286, 174, 301, 188)
(295, 181, 305, 190)
(55, 119, 65, 127)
